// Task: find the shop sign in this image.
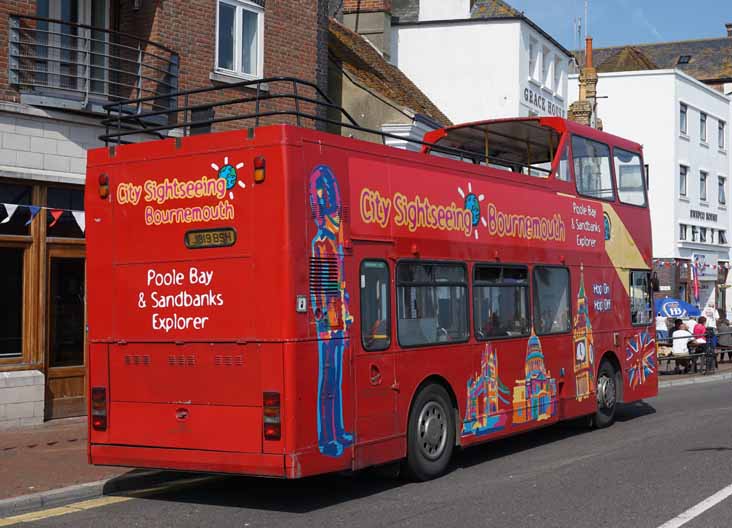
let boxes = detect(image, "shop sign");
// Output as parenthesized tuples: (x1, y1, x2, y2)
(522, 86, 565, 117)
(690, 209, 718, 221)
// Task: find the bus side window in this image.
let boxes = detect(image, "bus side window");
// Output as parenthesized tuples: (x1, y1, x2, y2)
(630, 270, 652, 325)
(533, 266, 571, 335)
(473, 264, 530, 339)
(360, 260, 391, 351)
(554, 143, 570, 182)
(572, 135, 615, 201)
(396, 262, 468, 347)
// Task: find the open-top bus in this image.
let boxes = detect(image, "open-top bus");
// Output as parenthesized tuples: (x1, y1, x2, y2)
(86, 78, 656, 481)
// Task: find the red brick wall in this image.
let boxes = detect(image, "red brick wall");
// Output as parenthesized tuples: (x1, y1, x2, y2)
(342, 0, 391, 13)
(1, 0, 328, 131)
(0, 0, 37, 103)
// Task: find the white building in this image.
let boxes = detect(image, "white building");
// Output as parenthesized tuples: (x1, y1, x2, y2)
(391, 0, 572, 124)
(569, 68, 731, 310)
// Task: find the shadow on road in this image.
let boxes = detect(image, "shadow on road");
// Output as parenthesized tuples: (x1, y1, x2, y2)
(125, 400, 656, 514)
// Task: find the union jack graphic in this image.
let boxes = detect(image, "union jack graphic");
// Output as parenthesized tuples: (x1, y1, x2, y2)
(626, 332, 656, 389)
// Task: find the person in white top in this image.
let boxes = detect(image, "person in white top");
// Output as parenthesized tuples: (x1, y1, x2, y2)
(671, 318, 693, 373)
(702, 303, 718, 330)
(655, 313, 669, 341)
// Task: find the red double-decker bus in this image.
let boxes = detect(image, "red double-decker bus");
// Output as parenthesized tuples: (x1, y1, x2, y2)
(86, 79, 656, 481)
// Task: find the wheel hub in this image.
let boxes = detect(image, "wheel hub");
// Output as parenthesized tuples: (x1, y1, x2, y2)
(417, 401, 448, 461)
(597, 374, 616, 410)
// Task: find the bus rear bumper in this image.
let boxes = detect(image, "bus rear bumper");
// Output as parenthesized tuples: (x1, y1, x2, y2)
(90, 444, 286, 477)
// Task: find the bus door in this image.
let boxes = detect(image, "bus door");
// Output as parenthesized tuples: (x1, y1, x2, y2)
(353, 255, 399, 468)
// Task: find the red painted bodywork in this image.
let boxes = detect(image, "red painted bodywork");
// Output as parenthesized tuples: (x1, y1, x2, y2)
(86, 117, 657, 478)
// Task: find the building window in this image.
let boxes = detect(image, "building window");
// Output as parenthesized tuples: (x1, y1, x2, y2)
(720, 176, 727, 205)
(691, 226, 698, 242)
(700, 171, 707, 201)
(473, 265, 530, 340)
(216, 0, 264, 79)
(47, 187, 84, 238)
(0, 247, 24, 359)
(554, 57, 562, 94)
(572, 135, 615, 201)
(528, 38, 537, 79)
(680, 224, 687, 241)
(630, 271, 652, 326)
(396, 262, 468, 346)
(679, 165, 688, 197)
(614, 148, 646, 206)
(700, 112, 707, 143)
(360, 260, 390, 351)
(680, 103, 687, 134)
(533, 266, 570, 335)
(720, 230, 728, 245)
(677, 55, 691, 65)
(720, 121, 726, 150)
(542, 47, 550, 86)
(700, 227, 707, 243)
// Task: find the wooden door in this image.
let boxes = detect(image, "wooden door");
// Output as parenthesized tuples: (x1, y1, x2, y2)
(45, 246, 86, 419)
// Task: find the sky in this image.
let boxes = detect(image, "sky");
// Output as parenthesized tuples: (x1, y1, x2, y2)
(506, 0, 732, 50)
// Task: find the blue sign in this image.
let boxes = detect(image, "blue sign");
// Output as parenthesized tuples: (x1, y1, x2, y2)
(655, 297, 701, 318)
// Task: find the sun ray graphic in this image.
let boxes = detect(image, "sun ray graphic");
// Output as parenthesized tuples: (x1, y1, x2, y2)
(457, 187, 466, 199)
(211, 163, 219, 171)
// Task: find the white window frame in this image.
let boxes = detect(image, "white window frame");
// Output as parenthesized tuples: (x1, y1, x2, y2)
(719, 175, 727, 206)
(542, 47, 550, 87)
(528, 38, 537, 80)
(719, 120, 726, 150)
(553, 57, 562, 96)
(680, 103, 687, 135)
(700, 170, 708, 201)
(679, 165, 688, 197)
(700, 112, 707, 143)
(214, 0, 264, 80)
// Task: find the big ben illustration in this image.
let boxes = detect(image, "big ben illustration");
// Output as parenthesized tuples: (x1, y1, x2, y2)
(573, 265, 595, 402)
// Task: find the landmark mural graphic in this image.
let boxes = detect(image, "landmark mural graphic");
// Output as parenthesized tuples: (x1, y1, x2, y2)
(309, 165, 354, 458)
(573, 266, 595, 402)
(462, 343, 511, 437)
(513, 332, 557, 424)
(627, 332, 656, 389)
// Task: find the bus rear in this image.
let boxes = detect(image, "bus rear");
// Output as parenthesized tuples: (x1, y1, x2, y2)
(86, 126, 298, 477)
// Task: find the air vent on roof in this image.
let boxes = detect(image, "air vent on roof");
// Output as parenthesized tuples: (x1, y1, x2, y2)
(677, 55, 691, 65)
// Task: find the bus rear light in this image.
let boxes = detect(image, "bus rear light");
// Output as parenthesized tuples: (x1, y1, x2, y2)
(263, 391, 281, 440)
(91, 387, 107, 431)
(253, 156, 266, 183)
(98, 173, 110, 199)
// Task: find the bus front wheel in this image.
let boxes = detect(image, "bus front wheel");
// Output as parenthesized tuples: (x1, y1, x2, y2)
(405, 384, 455, 481)
(593, 360, 618, 428)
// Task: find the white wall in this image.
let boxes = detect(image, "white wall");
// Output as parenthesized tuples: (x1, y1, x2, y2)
(395, 20, 522, 124)
(418, 0, 471, 21)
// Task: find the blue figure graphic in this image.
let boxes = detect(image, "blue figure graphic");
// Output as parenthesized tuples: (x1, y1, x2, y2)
(218, 164, 237, 189)
(309, 165, 354, 458)
(465, 193, 481, 227)
(603, 213, 611, 241)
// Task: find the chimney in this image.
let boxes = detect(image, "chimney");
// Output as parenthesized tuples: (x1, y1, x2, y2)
(726, 23, 732, 37)
(585, 37, 593, 68)
(341, 1, 393, 60)
(568, 36, 599, 128)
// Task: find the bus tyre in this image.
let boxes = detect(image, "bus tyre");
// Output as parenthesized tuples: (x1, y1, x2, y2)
(593, 361, 618, 429)
(405, 384, 455, 481)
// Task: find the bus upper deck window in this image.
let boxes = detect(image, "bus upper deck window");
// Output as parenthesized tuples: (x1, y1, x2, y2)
(554, 143, 570, 182)
(572, 135, 615, 201)
(614, 148, 647, 207)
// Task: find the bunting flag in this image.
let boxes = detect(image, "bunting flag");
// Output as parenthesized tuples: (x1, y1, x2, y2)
(1, 203, 18, 224)
(48, 209, 64, 228)
(24, 206, 41, 226)
(72, 211, 85, 233)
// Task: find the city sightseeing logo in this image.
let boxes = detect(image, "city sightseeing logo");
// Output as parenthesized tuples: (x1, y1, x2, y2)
(115, 155, 246, 226)
(457, 181, 487, 240)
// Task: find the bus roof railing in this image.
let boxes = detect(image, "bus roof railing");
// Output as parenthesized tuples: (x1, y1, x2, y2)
(99, 76, 552, 175)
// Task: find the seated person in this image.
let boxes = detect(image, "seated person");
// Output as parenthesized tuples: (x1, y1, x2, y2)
(672, 318, 693, 373)
(693, 316, 707, 344)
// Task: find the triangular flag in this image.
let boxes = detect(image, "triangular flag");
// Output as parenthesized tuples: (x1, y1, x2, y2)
(24, 206, 41, 226)
(1, 203, 18, 224)
(72, 211, 85, 233)
(48, 209, 64, 228)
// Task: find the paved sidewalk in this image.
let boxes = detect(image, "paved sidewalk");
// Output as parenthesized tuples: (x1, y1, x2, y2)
(0, 417, 127, 500)
(657, 356, 732, 386)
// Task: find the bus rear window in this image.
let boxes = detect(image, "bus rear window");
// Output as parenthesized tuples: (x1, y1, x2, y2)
(572, 136, 615, 201)
(614, 148, 647, 207)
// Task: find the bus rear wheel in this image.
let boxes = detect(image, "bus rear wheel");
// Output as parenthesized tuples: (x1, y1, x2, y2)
(592, 360, 618, 428)
(405, 384, 455, 481)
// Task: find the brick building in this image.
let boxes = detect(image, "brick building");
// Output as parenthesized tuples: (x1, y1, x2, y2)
(0, 0, 328, 427)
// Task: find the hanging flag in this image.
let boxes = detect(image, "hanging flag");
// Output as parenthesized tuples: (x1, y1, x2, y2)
(49, 209, 64, 228)
(1, 203, 18, 224)
(72, 211, 86, 233)
(24, 206, 41, 226)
